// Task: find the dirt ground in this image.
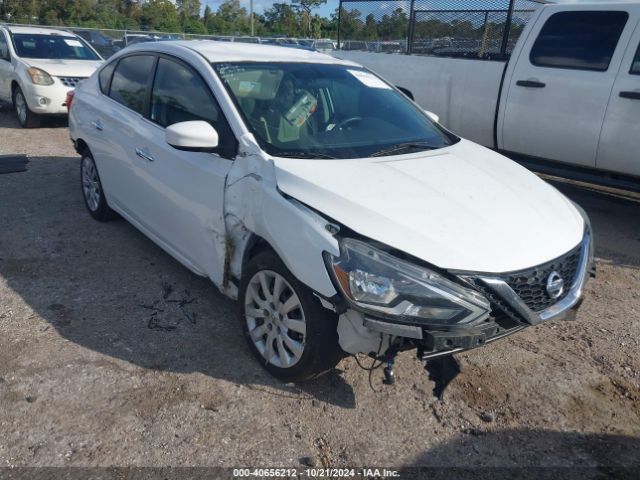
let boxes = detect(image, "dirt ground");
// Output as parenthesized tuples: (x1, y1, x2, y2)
(0, 104, 639, 473)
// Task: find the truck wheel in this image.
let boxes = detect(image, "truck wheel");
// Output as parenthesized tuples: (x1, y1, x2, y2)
(80, 150, 117, 221)
(13, 86, 40, 128)
(239, 249, 343, 382)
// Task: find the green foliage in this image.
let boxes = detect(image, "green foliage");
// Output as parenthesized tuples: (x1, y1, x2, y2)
(0, 0, 333, 38)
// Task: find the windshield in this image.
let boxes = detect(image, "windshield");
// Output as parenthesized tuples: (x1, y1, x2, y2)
(213, 62, 457, 159)
(11, 33, 99, 60)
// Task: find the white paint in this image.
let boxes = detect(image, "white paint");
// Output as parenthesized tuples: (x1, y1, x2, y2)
(165, 121, 219, 149)
(273, 139, 584, 274)
(596, 17, 640, 177)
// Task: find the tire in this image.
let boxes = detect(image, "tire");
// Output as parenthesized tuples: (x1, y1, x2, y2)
(80, 149, 117, 221)
(13, 86, 41, 128)
(239, 249, 343, 382)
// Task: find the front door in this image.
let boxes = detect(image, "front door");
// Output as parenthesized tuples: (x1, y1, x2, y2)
(132, 56, 237, 283)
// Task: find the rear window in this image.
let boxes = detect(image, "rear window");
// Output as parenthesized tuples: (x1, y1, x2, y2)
(109, 55, 155, 114)
(530, 11, 628, 71)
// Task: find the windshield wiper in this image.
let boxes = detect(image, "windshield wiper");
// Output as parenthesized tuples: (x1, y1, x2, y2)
(275, 151, 338, 159)
(370, 142, 437, 157)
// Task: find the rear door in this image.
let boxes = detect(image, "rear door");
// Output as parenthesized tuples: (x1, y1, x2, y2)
(87, 54, 156, 218)
(499, 7, 632, 168)
(596, 20, 640, 177)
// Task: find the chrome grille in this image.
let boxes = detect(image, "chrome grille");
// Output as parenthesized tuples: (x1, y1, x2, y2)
(58, 77, 86, 88)
(497, 245, 582, 312)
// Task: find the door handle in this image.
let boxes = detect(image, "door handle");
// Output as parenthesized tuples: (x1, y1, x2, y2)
(516, 80, 546, 88)
(135, 147, 155, 162)
(90, 120, 103, 131)
(619, 91, 640, 100)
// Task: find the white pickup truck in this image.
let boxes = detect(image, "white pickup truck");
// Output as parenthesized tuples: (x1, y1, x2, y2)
(336, 2, 640, 187)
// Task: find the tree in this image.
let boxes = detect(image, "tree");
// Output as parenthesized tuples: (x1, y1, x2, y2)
(263, 3, 301, 37)
(294, 0, 326, 38)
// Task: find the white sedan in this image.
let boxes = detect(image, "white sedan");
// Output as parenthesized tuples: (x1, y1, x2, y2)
(68, 41, 594, 382)
(0, 25, 102, 127)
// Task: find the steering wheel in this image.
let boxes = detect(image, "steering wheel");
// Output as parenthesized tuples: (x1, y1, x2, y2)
(335, 116, 363, 131)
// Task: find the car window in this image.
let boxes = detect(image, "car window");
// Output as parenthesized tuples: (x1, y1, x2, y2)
(631, 43, 640, 75)
(0, 31, 8, 60)
(530, 11, 628, 71)
(11, 33, 100, 60)
(109, 55, 155, 115)
(214, 62, 456, 159)
(150, 57, 236, 157)
(98, 61, 116, 95)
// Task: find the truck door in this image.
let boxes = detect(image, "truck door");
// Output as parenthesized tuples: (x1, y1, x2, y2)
(596, 20, 640, 177)
(499, 7, 632, 168)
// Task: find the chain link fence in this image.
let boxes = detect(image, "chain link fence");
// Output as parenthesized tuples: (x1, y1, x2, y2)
(1, 23, 318, 60)
(338, 0, 544, 60)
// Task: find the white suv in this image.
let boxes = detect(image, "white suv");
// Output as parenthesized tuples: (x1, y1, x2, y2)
(68, 41, 594, 383)
(0, 26, 102, 127)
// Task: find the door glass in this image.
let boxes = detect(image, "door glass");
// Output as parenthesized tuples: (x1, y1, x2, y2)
(150, 58, 222, 127)
(631, 44, 640, 75)
(530, 11, 628, 71)
(98, 60, 116, 95)
(109, 55, 155, 114)
(0, 32, 8, 60)
(150, 58, 235, 156)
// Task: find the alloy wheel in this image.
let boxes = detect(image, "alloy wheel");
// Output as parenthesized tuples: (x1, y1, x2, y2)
(244, 270, 306, 368)
(81, 156, 101, 212)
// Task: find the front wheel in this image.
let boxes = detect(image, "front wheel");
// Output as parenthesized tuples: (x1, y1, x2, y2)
(239, 249, 343, 382)
(13, 86, 40, 128)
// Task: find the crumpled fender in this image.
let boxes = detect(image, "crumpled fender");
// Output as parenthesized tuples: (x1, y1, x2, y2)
(223, 137, 340, 298)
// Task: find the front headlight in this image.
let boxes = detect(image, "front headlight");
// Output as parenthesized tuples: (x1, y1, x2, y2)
(324, 238, 491, 327)
(27, 67, 54, 86)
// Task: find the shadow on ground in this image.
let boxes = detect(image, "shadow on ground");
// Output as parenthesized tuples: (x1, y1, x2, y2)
(0, 101, 68, 129)
(0, 155, 355, 408)
(550, 179, 640, 268)
(407, 429, 640, 479)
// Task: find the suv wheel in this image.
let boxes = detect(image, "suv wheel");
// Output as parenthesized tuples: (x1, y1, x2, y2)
(80, 150, 117, 221)
(13, 86, 40, 128)
(239, 249, 343, 382)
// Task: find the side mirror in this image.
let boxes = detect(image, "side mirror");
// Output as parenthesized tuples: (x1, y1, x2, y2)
(166, 121, 219, 151)
(0, 44, 8, 61)
(424, 110, 439, 123)
(396, 86, 414, 101)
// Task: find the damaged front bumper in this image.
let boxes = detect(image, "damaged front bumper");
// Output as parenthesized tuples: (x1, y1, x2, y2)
(345, 230, 593, 360)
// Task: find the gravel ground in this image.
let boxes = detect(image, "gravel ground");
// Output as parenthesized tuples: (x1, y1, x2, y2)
(0, 104, 639, 472)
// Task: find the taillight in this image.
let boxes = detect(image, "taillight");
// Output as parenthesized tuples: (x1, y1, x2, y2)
(66, 90, 75, 113)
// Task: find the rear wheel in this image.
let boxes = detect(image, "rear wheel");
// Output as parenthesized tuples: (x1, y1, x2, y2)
(239, 249, 343, 382)
(80, 150, 117, 221)
(13, 86, 40, 128)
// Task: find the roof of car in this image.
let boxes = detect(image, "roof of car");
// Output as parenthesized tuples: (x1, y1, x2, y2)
(3, 25, 77, 37)
(127, 40, 359, 65)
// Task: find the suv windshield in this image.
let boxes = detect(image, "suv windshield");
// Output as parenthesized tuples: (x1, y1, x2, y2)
(213, 62, 457, 159)
(11, 33, 99, 60)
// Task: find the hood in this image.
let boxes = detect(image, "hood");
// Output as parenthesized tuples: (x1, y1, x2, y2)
(21, 59, 102, 78)
(273, 139, 585, 274)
